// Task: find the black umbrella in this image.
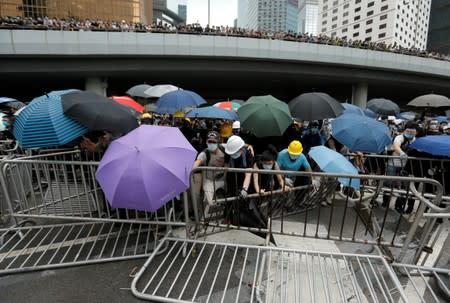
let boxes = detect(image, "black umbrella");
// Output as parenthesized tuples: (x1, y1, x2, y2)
(61, 91, 139, 134)
(289, 92, 344, 121)
(407, 94, 450, 108)
(366, 98, 400, 115)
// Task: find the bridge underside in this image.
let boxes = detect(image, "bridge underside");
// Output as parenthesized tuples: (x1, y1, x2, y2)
(1, 55, 449, 106)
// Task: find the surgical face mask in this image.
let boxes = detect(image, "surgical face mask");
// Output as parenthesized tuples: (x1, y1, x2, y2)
(2, 121, 9, 128)
(207, 143, 217, 152)
(231, 151, 241, 159)
(404, 133, 415, 140)
(262, 163, 273, 170)
(289, 154, 299, 161)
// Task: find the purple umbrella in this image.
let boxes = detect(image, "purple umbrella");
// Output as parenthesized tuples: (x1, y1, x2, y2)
(96, 125, 197, 212)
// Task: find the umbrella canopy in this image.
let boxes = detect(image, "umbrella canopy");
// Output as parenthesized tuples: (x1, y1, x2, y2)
(331, 113, 392, 154)
(289, 92, 344, 121)
(435, 116, 449, 123)
(110, 96, 144, 113)
(61, 91, 139, 134)
(237, 95, 292, 137)
(341, 103, 365, 116)
(0, 97, 18, 104)
(397, 111, 417, 120)
(410, 136, 450, 157)
(3, 101, 26, 110)
(156, 90, 207, 114)
(186, 106, 239, 120)
(366, 98, 400, 115)
(213, 101, 241, 112)
(96, 125, 197, 212)
(363, 108, 377, 118)
(126, 84, 152, 98)
(144, 103, 158, 112)
(144, 84, 179, 98)
(408, 94, 450, 108)
(13, 90, 88, 148)
(308, 146, 360, 189)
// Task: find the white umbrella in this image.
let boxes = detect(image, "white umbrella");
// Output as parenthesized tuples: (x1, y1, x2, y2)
(126, 84, 152, 98)
(144, 84, 180, 98)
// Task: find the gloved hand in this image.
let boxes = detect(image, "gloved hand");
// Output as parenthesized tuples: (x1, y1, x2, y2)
(239, 189, 248, 199)
(312, 179, 321, 190)
(285, 178, 294, 188)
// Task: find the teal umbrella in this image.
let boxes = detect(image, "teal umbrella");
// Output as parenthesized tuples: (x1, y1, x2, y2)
(237, 95, 292, 137)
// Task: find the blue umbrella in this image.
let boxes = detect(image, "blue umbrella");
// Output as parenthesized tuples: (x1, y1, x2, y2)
(13, 90, 88, 148)
(156, 90, 206, 114)
(397, 111, 416, 120)
(435, 116, 449, 124)
(341, 103, 365, 116)
(331, 113, 392, 154)
(308, 146, 360, 189)
(410, 136, 450, 157)
(186, 106, 239, 120)
(363, 108, 377, 118)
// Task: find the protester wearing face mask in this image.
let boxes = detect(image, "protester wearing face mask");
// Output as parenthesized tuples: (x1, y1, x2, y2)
(382, 121, 418, 214)
(427, 120, 442, 135)
(252, 145, 285, 193)
(277, 140, 313, 187)
(301, 121, 323, 156)
(224, 135, 254, 199)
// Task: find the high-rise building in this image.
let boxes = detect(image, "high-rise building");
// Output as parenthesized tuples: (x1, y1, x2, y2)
(298, 0, 318, 34)
(178, 4, 187, 24)
(427, 0, 450, 55)
(238, 0, 299, 33)
(317, 0, 431, 50)
(0, 0, 153, 24)
(153, 0, 184, 25)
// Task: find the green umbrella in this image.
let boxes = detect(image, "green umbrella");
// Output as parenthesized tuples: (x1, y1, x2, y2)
(237, 95, 292, 137)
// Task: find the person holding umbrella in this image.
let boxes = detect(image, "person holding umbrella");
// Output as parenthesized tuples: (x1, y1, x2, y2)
(383, 121, 418, 214)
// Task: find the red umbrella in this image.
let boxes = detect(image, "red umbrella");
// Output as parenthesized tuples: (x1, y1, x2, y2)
(110, 96, 144, 112)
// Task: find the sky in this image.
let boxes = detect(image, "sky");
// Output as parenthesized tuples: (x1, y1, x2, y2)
(167, 0, 238, 27)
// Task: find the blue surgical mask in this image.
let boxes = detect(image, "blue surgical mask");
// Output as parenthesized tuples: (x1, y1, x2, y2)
(2, 121, 9, 128)
(231, 151, 241, 159)
(262, 164, 273, 170)
(404, 134, 415, 140)
(289, 154, 299, 161)
(207, 143, 217, 152)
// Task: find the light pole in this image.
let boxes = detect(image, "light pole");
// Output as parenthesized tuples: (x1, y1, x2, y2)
(208, 0, 211, 26)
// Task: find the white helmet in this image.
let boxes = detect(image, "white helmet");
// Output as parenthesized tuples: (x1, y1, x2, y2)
(232, 121, 241, 129)
(225, 135, 245, 155)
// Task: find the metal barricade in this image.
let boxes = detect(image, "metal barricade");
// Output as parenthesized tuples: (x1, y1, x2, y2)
(131, 235, 414, 303)
(189, 167, 449, 265)
(350, 153, 450, 198)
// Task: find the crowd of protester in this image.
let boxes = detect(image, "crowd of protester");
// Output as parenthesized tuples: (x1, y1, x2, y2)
(1, 15, 449, 62)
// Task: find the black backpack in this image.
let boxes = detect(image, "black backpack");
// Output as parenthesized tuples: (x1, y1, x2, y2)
(203, 144, 227, 166)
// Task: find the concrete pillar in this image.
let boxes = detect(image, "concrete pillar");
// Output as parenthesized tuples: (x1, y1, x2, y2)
(85, 77, 108, 96)
(352, 82, 368, 109)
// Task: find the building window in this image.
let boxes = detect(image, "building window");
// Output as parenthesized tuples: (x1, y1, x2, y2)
(381, 5, 388, 11)
(354, 15, 360, 21)
(366, 28, 372, 33)
(354, 24, 360, 29)
(332, 16, 338, 21)
(367, 10, 374, 16)
(378, 32, 386, 38)
(368, 1, 374, 7)
(333, 8, 338, 13)
(343, 12, 349, 17)
(342, 28, 348, 33)
(355, 0, 361, 3)
(343, 19, 349, 25)
(379, 23, 387, 29)
(331, 31, 337, 37)
(324, 5, 328, 10)
(355, 7, 361, 13)
(322, 27, 327, 32)
(365, 37, 372, 41)
(380, 14, 387, 20)
(322, 20, 327, 25)
(366, 19, 373, 25)
(323, 12, 328, 17)
(332, 24, 337, 29)
(353, 32, 359, 37)
(344, 3, 349, 9)
(333, 0, 338, 5)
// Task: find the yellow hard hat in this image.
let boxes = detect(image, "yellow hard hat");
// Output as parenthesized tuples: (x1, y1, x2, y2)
(220, 123, 232, 138)
(140, 113, 152, 120)
(173, 111, 185, 118)
(288, 140, 303, 155)
(185, 118, 191, 124)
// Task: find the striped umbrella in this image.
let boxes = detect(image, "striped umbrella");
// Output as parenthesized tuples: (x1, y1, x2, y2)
(213, 101, 241, 112)
(13, 90, 88, 148)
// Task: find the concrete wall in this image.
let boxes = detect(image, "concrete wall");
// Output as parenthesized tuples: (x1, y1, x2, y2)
(1, 29, 449, 78)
